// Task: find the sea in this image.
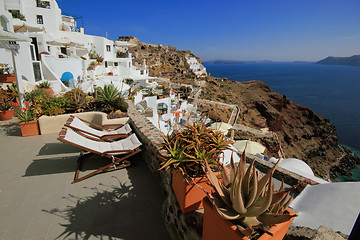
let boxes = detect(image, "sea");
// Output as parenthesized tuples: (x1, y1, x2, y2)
(203, 62, 360, 181)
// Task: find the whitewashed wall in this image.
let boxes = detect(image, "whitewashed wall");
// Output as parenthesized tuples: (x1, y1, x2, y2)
(43, 55, 82, 82)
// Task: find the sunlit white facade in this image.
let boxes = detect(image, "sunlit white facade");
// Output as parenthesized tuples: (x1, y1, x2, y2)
(0, 0, 149, 93)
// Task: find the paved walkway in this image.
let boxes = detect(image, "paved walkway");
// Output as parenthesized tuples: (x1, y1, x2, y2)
(0, 119, 170, 240)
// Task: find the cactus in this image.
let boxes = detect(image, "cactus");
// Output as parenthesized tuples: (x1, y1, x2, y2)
(204, 149, 297, 237)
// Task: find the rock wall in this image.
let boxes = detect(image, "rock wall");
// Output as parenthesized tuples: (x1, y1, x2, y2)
(126, 101, 202, 240)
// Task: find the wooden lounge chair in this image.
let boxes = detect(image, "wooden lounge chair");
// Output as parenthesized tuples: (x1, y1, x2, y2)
(58, 128, 142, 183)
(64, 115, 132, 141)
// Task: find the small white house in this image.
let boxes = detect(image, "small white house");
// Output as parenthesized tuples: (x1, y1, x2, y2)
(186, 57, 207, 76)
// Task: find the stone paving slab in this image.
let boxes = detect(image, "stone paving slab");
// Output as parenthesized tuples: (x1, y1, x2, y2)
(0, 119, 170, 240)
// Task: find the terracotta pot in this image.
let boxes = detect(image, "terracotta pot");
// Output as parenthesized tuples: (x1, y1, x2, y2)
(44, 88, 54, 96)
(202, 198, 295, 240)
(0, 74, 15, 83)
(19, 120, 40, 136)
(172, 168, 227, 213)
(295, 184, 306, 193)
(0, 109, 14, 120)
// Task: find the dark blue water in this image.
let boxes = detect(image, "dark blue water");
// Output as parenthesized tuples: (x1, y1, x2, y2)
(204, 62, 360, 180)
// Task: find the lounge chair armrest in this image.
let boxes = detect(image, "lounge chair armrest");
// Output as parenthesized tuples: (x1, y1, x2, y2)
(102, 149, 134, 155)
(102, 124, 124, 130)
(77, 117, 110, 131)
(100, 134, 130, 141)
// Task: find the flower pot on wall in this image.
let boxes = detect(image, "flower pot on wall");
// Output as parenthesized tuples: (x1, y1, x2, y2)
(202, 198, 295, 240)
(0, 109, 14, 120)
(172, 168, 227, 213)
(19, 120, 40, 136)
(0, 74, 15, 83)
(44, 88, 54, 96)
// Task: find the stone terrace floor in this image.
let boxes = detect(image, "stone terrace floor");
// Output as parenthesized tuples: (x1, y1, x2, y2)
(0, 119, 170, 240)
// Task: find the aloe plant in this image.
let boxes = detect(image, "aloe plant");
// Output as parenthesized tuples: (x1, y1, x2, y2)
(97, 84, 120, 106)
(159, 122, 234, 177)
(204, 149, 297, 237)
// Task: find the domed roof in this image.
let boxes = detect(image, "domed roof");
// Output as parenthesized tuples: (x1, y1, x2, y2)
(278, 158, 315, 176)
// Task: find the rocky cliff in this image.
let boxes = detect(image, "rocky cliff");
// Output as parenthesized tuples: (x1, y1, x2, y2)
(121, 37, 199, 78)
(202, 79, 360, 180)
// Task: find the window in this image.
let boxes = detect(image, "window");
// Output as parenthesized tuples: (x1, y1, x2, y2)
(8, 10, 26, 21)
(47, 46, 50, 52)
(33, 62, 42, 81)
(1, 16, 8, 31)
(60, 47, 66, 55)
(36, 15, 43, 24)
(106, 45, 111, 52)
(105, 61, 108, 68)
(36, 0, 51, 9)
(30, 45, 36, 61)
(114, 62, 118, 67)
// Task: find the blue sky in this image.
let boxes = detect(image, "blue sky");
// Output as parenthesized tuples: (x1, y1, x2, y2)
(57, 0, 360, 61)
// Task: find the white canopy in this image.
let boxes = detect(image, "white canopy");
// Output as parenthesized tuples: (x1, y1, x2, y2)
(233, 140, 266, 154)
(210, 122, 232, 135)
(46, 38, 84, 47)
(13, 19, 44, 33)
(0, 30, 31, 42)
(268, 158, 328, 184)
(290, 182, 360, 235)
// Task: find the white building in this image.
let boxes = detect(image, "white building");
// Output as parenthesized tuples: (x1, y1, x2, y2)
(186, 57, 206, 76)
(0, 0, 149, 93)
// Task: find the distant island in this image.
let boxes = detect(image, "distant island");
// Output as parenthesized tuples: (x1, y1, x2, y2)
(317, 55, 360, 66)
(203, 59, 272, 64)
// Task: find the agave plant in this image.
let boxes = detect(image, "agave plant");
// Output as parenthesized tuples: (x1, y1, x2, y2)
(97, 84, 120, 107)
(159, 122, 234, 177)
(204, 149, 297, 237)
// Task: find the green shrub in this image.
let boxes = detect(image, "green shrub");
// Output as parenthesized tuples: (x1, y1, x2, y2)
(64, 88, 87, 110)
(0, 87, 17, 111)
(37, 81, 51, 89)
(41, 97, 70, 115)
(42, 106, 65, 116)
(113, 97, 128, 112)
(23, 89, 49, 105)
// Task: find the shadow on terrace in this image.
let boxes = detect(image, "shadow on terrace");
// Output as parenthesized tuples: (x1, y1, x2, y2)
(42, 154, 169, 239)
(43, 174, 168, 240)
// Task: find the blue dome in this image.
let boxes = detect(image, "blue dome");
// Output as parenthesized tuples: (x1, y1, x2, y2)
(61, 72, 74, 87)
(61, 72, 74, 82)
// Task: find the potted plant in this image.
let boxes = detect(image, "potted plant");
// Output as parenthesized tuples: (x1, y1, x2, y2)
(159, 122, 233, 213)
(37, 81, 54, 96)
(59, 23, 67, 31)
(0, 63, 15, 83)
(295, 178, 317, 193)
(17, 102, 40, 136)
(0, 87, 17, 120)
(202, 150, 297, 240)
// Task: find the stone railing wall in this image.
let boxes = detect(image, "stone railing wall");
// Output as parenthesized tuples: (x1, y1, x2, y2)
(126, 100, 312, 240)
(127, 101, 202, 240)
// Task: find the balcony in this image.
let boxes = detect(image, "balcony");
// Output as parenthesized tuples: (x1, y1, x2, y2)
(116, 52, 130, 58)
(36, 0, 50, 9)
